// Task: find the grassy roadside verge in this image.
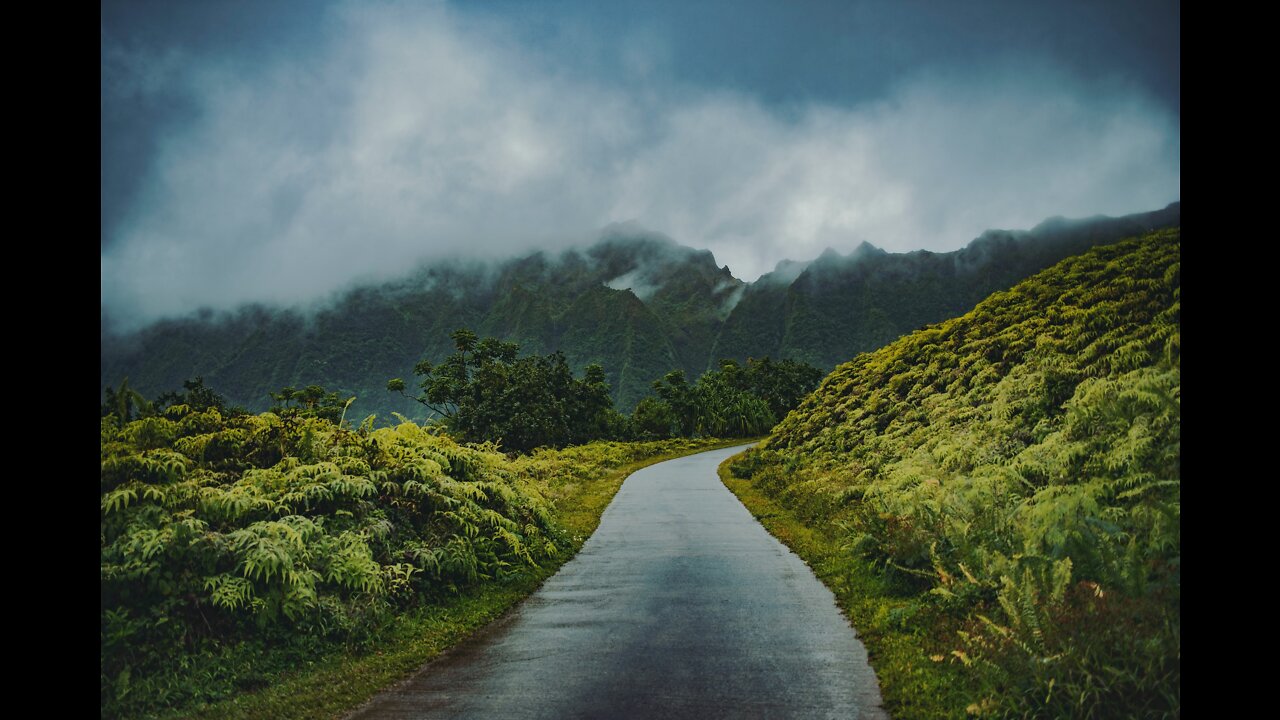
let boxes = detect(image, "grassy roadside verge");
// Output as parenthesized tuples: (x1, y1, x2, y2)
(717, 452, 974, 720)
(162, 438, 751, 720)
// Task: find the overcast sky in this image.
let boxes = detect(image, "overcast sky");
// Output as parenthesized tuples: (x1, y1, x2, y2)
(102, 0, 1179, 328)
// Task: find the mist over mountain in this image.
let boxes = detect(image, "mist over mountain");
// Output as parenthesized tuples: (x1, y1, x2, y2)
(101, 202, 1179, 420)
(713, 201, 1182, 369)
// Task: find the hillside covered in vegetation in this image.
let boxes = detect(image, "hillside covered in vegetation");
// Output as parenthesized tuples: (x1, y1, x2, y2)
(101, 204, 1179, 421)
(729, 228, 1180, 717)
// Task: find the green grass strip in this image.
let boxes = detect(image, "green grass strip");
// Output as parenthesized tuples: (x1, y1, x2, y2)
(718, 452, 975, 720)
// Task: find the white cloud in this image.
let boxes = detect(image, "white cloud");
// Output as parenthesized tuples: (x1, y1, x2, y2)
(101, 1, 1179, 328)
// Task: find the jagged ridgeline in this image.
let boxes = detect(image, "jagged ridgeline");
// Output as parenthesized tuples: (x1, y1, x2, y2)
(712, 202, 1181, 369)
(732, 228, 1179, 716)
(101, 203, 1179, 421)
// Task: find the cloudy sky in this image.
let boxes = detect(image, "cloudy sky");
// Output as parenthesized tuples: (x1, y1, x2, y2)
(102, 0, 1179, 328)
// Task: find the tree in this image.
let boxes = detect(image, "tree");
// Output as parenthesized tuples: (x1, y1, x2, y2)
(153, 377, 247, 417)
(693, 365, 776, 437)
(268, 383, 353, 425)
(628, 356, 823, 438)
(389, 329, 620, 453)
(566, 363, 618, 442)
(650, 370, 700, 437)
(631, 396, 678, 439)
(101, 377, 153, 422)
(740, 357, 825, 419)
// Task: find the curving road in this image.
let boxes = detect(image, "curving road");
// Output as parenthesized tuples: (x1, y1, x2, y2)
(348, 444, 887, 719)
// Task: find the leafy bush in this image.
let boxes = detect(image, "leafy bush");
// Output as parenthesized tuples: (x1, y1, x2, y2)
(102, 405, 559, 716)
(101, 393, 725, 718)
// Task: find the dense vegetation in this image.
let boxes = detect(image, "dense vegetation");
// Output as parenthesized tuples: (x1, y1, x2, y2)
(101, 392, 731, 718)
(388, 329, 622, 452)
(389, 327, 823, 448)
(100, 324, 803, 717)
(102, 204, 1179, 421)
(100, 206, 1181, 718)
(634, 357, 824, 439)
(103, 377, 249, 424)
(729, 229, 1180, 717)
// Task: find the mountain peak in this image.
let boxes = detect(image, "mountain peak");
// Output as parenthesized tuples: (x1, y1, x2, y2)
(594, 222, 681, 253)
(850, 240, 885, 258)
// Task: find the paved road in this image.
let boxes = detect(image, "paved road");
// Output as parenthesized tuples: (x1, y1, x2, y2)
(349, 444, 887, 719)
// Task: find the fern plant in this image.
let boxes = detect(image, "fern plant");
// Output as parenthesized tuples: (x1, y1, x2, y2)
(733, 229, 1181, 717)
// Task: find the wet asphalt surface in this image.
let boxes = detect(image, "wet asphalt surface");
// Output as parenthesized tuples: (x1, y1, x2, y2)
(348, 444, 887, 719)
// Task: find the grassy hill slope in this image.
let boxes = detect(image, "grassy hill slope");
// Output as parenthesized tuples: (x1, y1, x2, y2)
(729, 228, 1180, 717)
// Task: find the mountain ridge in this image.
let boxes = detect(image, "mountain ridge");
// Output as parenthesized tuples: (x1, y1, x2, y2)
(102, 202, 1180, 419)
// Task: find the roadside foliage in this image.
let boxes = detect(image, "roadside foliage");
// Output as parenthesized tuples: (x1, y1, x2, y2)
(731, 229, 1180, 717)
(100, 400, 716, 718)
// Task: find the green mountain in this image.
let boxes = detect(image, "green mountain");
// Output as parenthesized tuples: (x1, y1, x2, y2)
(101, 203, 1179, 421)
(712, 201, 1181, 368)
(733, 227, 1180, 716)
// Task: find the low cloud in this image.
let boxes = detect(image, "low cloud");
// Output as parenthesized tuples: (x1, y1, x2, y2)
(102, 1, 1179, 330)
(604, 269, 661, 302)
